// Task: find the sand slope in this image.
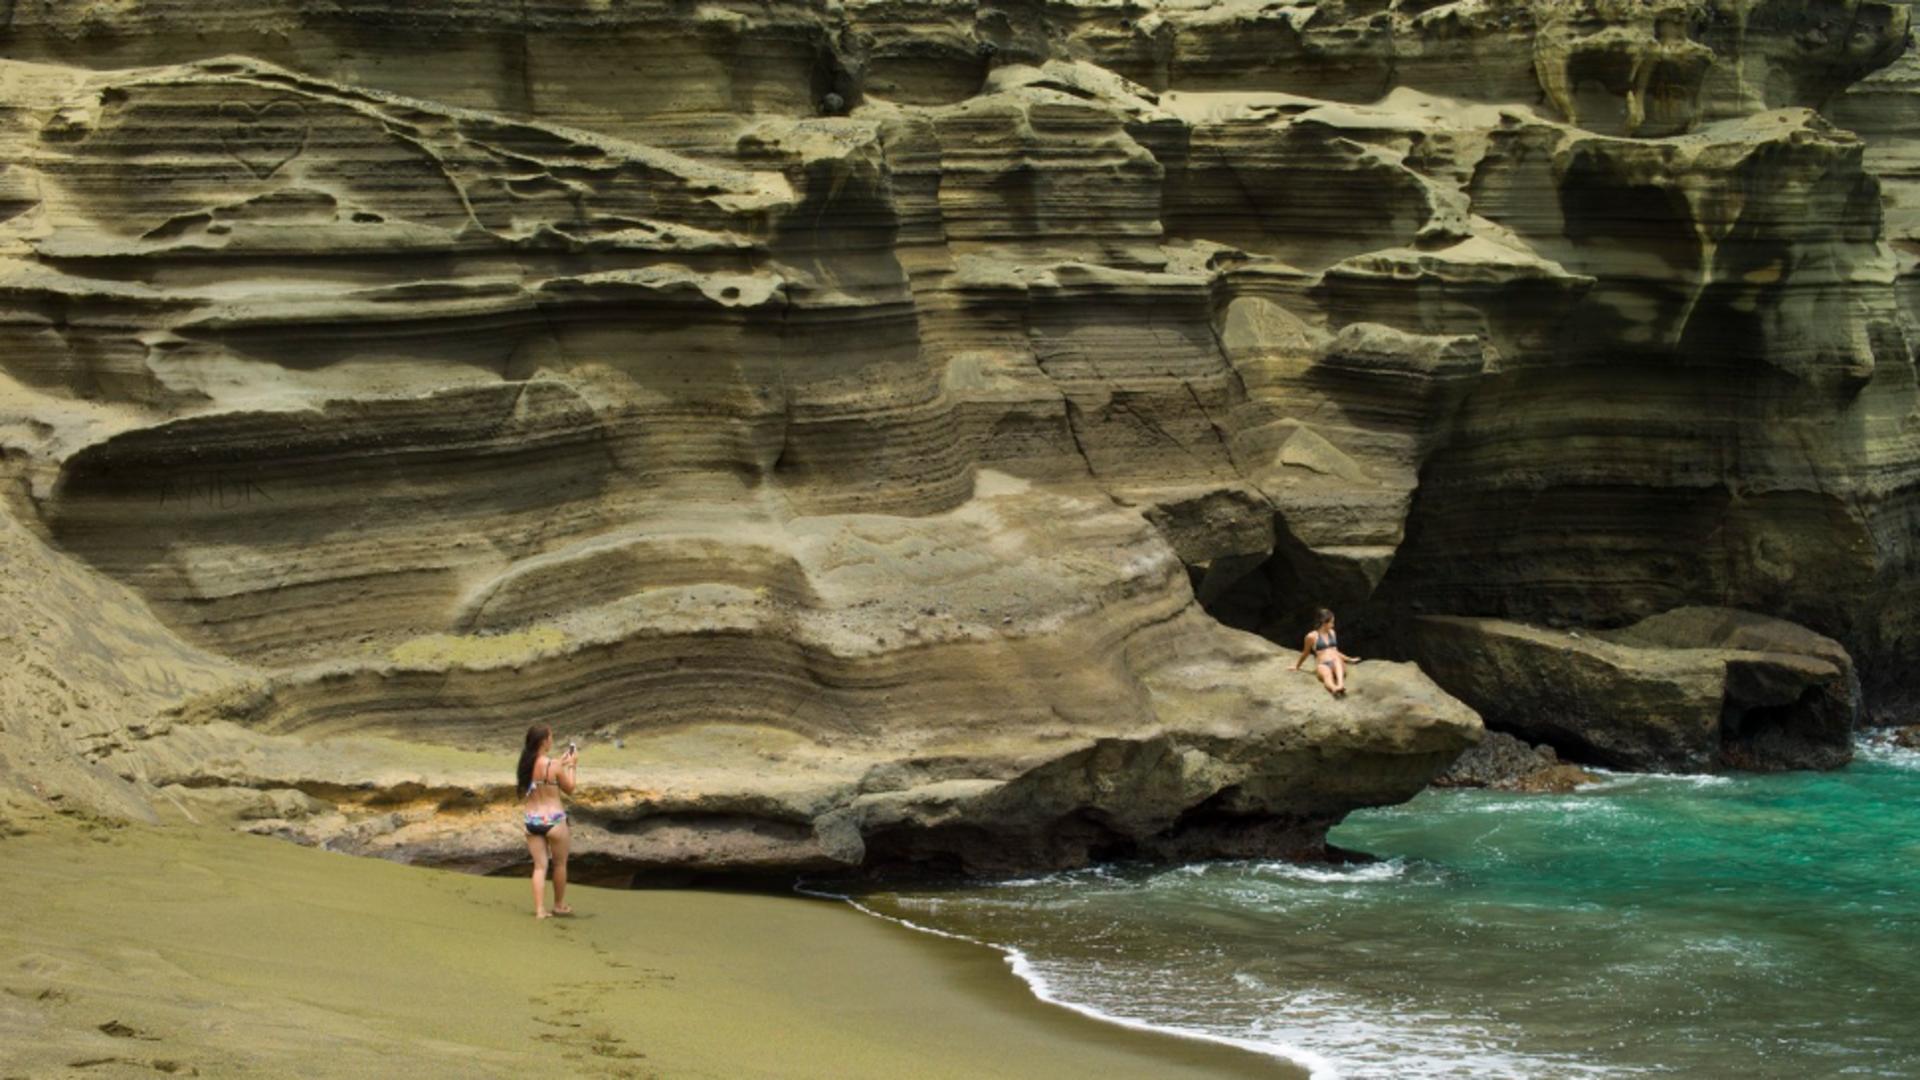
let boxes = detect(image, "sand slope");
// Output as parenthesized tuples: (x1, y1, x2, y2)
(0, 818, 1295, 1079)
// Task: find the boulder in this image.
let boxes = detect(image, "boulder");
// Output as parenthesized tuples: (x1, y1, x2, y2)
(1433, 730, 1598, 793)
(1407, 608, 1859, 772)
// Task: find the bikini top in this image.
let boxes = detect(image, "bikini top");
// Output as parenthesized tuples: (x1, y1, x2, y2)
(524, 759, 560, 798)
(1313, 629, 1338, 652)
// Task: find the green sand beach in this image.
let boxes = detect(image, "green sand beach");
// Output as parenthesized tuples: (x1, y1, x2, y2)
(0, 817, 1296, 1079)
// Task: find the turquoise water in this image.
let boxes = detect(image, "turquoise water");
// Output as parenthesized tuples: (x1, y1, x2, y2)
(851, 739, 1920, 1078)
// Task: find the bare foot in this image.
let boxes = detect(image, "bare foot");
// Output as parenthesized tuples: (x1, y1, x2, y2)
(552, 905, 574, 916)
(535, 910, 551, 919)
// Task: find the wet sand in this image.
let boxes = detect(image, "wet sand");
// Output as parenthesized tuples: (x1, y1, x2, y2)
(0, 817, 1299, 1078)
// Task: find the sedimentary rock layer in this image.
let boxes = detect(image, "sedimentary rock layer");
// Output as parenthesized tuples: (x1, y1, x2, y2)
(2, 0, 1918, 866)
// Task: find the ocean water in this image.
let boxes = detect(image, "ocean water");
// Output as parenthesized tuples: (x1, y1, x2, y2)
(846, 738, 1920, 1078)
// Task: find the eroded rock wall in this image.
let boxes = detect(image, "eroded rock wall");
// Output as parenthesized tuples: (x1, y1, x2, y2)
(1, 0, 1915, 870)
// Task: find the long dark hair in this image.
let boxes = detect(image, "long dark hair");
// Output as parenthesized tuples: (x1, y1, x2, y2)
(516, 724, 551, 798)
(1314, 607, 1335, 629)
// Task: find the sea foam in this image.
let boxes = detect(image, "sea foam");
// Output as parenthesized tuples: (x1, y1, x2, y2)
(796, 881, 1343, 1078)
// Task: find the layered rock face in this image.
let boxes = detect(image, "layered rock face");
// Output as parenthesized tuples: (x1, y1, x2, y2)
(0, 0, 1915, 871)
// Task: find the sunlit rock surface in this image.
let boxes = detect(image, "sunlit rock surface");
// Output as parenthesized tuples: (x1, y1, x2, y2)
(1, 0, 1915, 871)
(1408, 607, 1861, 772)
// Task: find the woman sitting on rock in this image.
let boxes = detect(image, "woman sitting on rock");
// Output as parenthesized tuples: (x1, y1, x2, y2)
(1294, 607, 1361, 697)
(517, 723, 577, 919)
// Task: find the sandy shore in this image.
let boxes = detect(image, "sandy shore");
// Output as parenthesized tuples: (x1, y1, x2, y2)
(0, 817, 1299, 1079)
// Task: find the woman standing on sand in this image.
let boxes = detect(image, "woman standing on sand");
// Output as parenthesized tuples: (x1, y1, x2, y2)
(1293, 607, 1361, 698)
(517, 724, 577, 919)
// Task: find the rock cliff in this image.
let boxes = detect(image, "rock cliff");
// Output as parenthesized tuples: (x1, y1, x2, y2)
(1, 0, 1914, 874)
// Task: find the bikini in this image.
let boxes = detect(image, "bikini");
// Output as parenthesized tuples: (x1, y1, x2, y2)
(524, 759, 566, 837)
(1314, 629, 1339, 668)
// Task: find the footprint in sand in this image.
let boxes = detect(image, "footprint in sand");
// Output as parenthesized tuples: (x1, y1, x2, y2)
(526, 984, 653, 1076)
(585, 942, 638, 970)
(585, 1030, 646, 1061)
(13, 953, 73, 979)
(98, 1019, 162, 1040)
(529, 1030, 651, 1076)
(576, 974, 674, 992)
(3, 985, 70, 1004)
(67, 1057, 196, 1075)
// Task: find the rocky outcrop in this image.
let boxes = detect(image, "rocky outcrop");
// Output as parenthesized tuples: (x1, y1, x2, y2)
(1407, 608, 1861, 771)
(1, 0, 1917, 871)
(104, 477, 1480, 876)
(1432, 730, 1597, 793)
(0, 500, 241, 826)
(120, 656, 1477, 879)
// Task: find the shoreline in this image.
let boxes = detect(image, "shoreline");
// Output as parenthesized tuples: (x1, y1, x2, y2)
(0, 817, 1301, 1079)
(812, 884, 1336, 1079)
